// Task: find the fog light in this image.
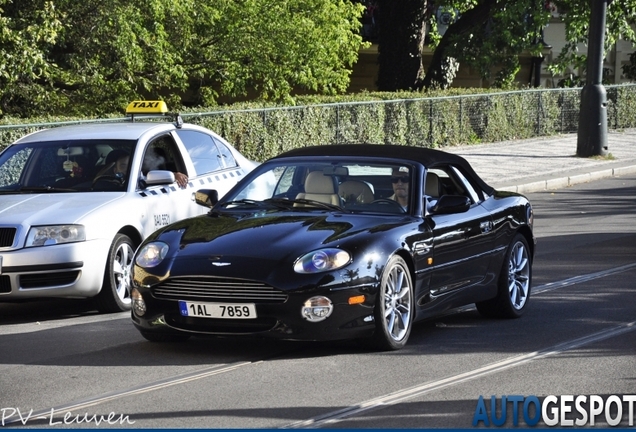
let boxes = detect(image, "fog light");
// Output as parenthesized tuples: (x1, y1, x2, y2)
(301, 296, 333, 322)
(132, 288, 146, 316)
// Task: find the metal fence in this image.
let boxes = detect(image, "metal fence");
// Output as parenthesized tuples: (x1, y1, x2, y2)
(2, 84, 636, 160)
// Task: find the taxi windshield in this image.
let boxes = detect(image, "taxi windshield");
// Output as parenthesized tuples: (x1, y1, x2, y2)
(0, 139, 137, 193)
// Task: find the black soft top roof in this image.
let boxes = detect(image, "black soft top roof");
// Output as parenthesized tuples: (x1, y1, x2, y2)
(275, 144, 494, 195)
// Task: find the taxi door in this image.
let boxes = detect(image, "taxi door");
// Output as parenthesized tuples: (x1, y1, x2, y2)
(135, 134, 201, 239)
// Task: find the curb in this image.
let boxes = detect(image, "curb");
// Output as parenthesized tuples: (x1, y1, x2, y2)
(497, 164, 636, 194)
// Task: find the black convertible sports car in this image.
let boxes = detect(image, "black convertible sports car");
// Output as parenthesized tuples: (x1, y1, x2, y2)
(131, 144, 535, 350)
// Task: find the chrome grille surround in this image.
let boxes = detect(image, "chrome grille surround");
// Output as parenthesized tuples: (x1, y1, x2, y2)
(151, 276, 288, 303)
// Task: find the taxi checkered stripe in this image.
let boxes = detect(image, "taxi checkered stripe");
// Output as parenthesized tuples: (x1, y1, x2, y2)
(137, 169, 243, 197)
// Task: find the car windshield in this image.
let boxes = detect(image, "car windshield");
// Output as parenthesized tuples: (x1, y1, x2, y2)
(220, 160, 413, 214)
(0, 139, 137, 193)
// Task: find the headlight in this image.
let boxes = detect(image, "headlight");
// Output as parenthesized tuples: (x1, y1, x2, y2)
(135, 242, 170, 268)
(25, 225, 85, 247)
(294, 248, 350, 274)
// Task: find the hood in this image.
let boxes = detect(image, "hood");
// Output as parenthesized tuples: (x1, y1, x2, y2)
(142, 210, 413, 289)
(0, 192, 123, 227)
(155, 210, 408, 261)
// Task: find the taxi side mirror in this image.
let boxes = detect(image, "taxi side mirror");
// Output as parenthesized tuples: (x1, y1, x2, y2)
(194, 189, 219, 208)
(144, 170, 175, 187)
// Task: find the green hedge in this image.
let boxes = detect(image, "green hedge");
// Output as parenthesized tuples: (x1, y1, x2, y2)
(2, 85, 635, 162)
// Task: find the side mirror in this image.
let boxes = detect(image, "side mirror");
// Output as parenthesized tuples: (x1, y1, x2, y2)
(144, 170, 175, 186)
(430, 195, 471, 215)
(194, 189, 219, 208)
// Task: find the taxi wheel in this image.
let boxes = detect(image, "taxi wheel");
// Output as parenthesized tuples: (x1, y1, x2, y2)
(94, 234, 135, 313)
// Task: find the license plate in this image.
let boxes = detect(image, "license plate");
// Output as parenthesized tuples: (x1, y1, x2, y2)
(178, 301, 257, 319)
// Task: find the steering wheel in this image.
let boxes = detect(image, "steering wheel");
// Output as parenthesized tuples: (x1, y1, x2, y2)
(92, 174, 123, 188)
(371, 199, 406, 212)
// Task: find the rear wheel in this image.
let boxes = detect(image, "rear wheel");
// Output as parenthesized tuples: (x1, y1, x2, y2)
(94, 233, 135, 313)
(370, 255, 413, 350)
(476, 234, 532, 318)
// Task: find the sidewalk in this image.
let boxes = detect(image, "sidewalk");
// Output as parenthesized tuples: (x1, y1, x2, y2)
(445, 128, 636, 193)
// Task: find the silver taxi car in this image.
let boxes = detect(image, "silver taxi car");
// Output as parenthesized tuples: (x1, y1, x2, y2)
(0, 101, 257, 312)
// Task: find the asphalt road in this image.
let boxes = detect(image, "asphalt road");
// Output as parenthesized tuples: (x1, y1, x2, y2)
(0, 175, 635, 429)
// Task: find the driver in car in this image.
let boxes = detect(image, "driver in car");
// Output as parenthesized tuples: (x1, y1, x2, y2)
(93, 149, 130, 190)
(113, 153, 129, 179)
(389, 166, 409, 211)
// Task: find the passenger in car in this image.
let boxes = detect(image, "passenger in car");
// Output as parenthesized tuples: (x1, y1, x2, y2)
(142, 146, 189, 188)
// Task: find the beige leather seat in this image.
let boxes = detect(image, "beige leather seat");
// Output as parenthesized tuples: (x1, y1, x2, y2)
(296, 171, 341, 206)
(339, 180, 374, 204)
(425, 172, 441, 198)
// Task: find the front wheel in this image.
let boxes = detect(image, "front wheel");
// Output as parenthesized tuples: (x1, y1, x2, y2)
(476, 233, 532, 318)
(370, 255, 414, 351)
(94, 233, 135, 313)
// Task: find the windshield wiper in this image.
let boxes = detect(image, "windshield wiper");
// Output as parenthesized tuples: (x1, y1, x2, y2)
(216, 199, 268, 208)
(18, 186, 77, 193)
(215, 197, 343, 212)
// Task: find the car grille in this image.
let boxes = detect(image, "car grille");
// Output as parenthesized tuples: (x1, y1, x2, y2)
(152, 276, 288, 303)
(0, 228, 17, 247)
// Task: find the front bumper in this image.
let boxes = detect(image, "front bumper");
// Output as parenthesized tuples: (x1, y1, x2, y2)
(0, 239, 110, 299)
(132, 284, 379, 342)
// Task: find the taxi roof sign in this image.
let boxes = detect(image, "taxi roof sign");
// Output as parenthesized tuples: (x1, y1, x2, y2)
(126, 100, 168, 115)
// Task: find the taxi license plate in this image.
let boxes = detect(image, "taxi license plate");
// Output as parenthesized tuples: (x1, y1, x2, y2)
(178, 301, 257, 319)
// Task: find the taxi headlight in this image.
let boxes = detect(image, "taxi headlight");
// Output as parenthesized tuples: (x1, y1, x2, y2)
(135, 242, 170, 268)
(25, 225, 86, 247)
(294, 248, 351, 274)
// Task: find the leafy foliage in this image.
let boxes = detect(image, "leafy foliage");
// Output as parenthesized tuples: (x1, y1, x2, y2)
(421, 0, 551, 89)
(0, 0, 366, 117)
(3, 85, 636, 160)
(376, 0, 636, 90)
(547, 0, 636, 78)
(0, 0, 63, 116)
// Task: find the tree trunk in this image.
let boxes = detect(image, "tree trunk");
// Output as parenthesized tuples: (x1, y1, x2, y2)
(420, 0, 497, 89)
(376, 0, 428, 91)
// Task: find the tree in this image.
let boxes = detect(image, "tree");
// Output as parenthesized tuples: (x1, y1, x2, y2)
(0, 0, 366, 117)
(422, 0, 549, 89)
(376, 0, 427, 91)
(546, 0, 636, 79)
(375, 0, 636, 91)
(0, 0, 62, 116)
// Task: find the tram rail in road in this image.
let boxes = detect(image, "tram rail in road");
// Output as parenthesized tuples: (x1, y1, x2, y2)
(3, 262, 635, 428)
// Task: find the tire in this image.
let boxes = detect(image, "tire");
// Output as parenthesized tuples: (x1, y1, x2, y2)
(94, 233, 135, 313)
(476, 233, 532, 318)
(370, 255, 414, 351)
(139, 330, 191, 343)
